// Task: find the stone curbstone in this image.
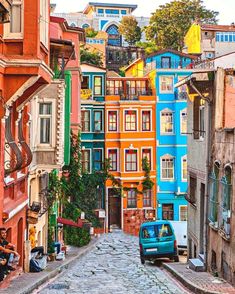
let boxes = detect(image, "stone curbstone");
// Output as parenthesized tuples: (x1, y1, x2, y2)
(18, 236, 103, 294)
(162, 263, 221, 294)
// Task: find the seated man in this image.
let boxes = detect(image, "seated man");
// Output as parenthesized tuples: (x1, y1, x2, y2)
(0, 228, 20, 271)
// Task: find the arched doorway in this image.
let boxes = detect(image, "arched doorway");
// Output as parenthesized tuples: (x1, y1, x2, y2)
(17, 218, 23, 266)
(106, 24, 121, 46)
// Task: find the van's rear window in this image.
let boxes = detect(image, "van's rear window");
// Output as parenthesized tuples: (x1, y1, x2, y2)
(142, 224, 173, 239)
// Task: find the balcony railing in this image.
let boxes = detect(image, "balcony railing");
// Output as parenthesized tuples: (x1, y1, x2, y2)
(106, 88, 153, 100)
(145, 61, 193, 72)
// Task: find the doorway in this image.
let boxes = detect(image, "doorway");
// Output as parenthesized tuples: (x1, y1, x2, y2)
(17, 218, 23, 266)
(108, 188, 121, 229)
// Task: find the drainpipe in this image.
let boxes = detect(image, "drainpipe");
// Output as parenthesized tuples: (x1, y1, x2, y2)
(190, 79, 213, 271)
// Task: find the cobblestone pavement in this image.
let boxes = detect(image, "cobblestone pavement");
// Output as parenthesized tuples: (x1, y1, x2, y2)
(36, 230, 190, 294)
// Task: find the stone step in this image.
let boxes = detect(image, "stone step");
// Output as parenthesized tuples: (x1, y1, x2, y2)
(188, 258, 205, 272)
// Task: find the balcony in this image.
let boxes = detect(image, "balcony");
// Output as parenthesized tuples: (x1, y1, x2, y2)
(106, 77, 153, 101)
(145, 60, 193, 73)
(0, 0, 12, 23)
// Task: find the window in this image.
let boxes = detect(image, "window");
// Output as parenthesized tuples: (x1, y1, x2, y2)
(161, 110, 173, 134)
(161, 156, 174, 180)
(189, 175, 197, 204)
(108, 111, 117, 131)
(125, 150, 137, 172)
(94, 76, 102, 96)
(96, 187, 103, 209)
(97, 9, 104, 14)
(39, 103, 52, 144)
(181, 109, 187, 134)
(143, 190, 152, 207)
(81, 110, 90, 132)
(121, 10, 127, 14)
(127, 189, 137, 208)
(94, 149, 102, 171)
(81, 150, 90, 173)
(182, 156, 187, 181)
(208, 162, 220, 224)
(108, 149, 117, 171)
(160, 76, 174, 93)
(161, 57, 171, 68)
(142, 224, 173, 239)
(94, 111, 102, 132)
(125, 110, 137, 131)
(142, 148, 151, 169)
(162, 204, 174, 220)
(40, 0, 49, 48)
(10, 0, 22, 33)
(142, 111, 151, 131)
(180, 206, 187, 221)
(193, 97, 205, 139)
(82, 23, 90, 29)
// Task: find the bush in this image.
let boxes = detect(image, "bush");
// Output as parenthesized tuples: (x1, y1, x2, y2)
(64, 226, 91, 247)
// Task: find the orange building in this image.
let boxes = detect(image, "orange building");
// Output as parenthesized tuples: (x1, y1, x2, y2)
(105, 77, 157, 236)
(0, 0, 52, 265)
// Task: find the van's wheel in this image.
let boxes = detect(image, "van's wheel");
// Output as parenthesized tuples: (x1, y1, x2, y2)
(140, 257, 145, 265)
(174, 255, 179, 262)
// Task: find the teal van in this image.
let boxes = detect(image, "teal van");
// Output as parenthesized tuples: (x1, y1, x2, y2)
(139, 220, 179, 264)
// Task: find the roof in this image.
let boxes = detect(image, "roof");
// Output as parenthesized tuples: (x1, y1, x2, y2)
(50, 38, 76, 60)
(146, 49, 198, 60)
(201, 24, 235, 32)
(81, 63, 106, 72)
(83, 2, 137, 14)
(50, 16, 86, 43)
(123, 58, 142, 72)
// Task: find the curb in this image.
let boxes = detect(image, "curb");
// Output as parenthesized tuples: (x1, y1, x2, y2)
(162, 263, 221, 294)
(5, 236, 102, 294)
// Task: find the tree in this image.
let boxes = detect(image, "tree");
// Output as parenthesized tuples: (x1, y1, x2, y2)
(85, 27, 98, 38)
(136, 41, 159, 55)
(145, 0, 218, 50)
(80, 45, 103, 67)
(118, 16, 142, 46)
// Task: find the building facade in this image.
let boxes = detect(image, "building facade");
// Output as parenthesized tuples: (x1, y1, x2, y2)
(0, 0, 52, 265)
(145, 50, 195, 225)
(184, 23, 235, 60)
(105, 77, 156, 235)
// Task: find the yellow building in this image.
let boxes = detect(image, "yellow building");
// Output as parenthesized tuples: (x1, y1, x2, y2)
(124, 58, 144, 78)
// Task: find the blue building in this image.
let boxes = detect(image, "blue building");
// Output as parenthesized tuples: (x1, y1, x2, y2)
(80, 63, 106, 208)
(145, 49, 195, 222)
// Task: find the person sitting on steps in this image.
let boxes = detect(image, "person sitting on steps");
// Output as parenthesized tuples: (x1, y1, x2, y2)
(29, 227, 46, 258)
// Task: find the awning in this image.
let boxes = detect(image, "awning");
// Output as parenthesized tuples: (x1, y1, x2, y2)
(57, 217, 83, 228)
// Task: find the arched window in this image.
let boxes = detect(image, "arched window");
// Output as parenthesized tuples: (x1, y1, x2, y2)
(82, 23, 90, 29)
(106, 24, 121, 46)
(208, 161, 220, 224)
(70, 23, 76, 27)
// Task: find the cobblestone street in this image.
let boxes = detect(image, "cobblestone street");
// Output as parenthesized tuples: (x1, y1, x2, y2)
(35, 231, 190, 294)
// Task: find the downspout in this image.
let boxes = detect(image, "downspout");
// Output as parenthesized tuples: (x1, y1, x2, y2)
(190, 79, 213, 271)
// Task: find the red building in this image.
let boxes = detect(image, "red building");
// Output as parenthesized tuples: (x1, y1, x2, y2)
(0, 0, 52, 265)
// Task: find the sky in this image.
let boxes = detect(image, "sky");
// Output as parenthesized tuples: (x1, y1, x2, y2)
(53, 0, 235, 24)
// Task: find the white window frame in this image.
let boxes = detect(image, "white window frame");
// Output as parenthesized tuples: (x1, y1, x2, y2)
(141, 146, 153, 171)
(81, 148, 92, 173)
(4, 0, 23, 39)
(81, 109, 91, 133)
(124, 148, 138, 173)
(37, 99, 55, 148)
(93, 75, 103, 96)
(160, 154, 174, 181)
(181, 155, 187, 182)
(124, 109, 138, 132)
(179, 205, 188, 221)
(180, 108, 187, 135)
(159, 75, 174, 94)
(94, 110, 103, 132)
(160, 108, 174, 135)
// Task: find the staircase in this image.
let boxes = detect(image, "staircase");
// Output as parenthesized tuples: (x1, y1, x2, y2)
(189, 253, 206, 272)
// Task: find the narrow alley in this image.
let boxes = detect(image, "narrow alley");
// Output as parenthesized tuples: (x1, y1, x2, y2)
(35, 231, 190, 294)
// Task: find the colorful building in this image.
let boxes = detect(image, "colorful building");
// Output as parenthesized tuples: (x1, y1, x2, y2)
(145, 50, 195, 224)
(80, 63, 106, 220)
(0, 0, 52, 266)
(105, 77, 156, 235)
(184, 22, 235, 59)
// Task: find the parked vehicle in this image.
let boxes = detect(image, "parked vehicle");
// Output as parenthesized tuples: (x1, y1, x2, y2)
(170, 221, 187, 255)
(139, 220, 179, 264)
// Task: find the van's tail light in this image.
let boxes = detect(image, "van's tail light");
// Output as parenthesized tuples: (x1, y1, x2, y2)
(174, 240, 177, 249)
(139, 244, 143, 253)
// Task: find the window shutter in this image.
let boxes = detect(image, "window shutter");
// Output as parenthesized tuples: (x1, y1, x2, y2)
(193, 97, 200, 139)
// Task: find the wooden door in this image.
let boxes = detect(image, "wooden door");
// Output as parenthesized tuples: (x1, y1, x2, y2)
(108, 193, 121, 228)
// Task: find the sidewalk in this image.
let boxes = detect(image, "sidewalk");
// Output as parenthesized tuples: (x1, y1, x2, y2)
(163, 262, 235, 294)
(0, 236, 101, 294)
